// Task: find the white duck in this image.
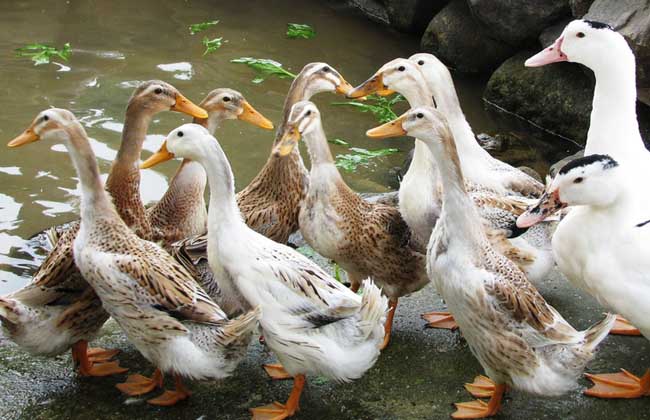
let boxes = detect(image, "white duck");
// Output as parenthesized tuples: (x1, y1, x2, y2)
(370, 106, 615, 418)
(7, 109, 260, 406)
(526, 18, 649, 335)
(518, 153, 650, 398)
(143, 123, 388, 419)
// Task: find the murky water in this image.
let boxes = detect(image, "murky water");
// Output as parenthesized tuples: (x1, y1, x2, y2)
(0, 0, 576, 294)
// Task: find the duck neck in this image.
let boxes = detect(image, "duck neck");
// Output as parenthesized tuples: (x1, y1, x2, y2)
(588, 49, 644, 160)
(63, 123, 117, 225)
(303, 122, 342, 186)
(202, 141, 244, 232)
(401, 83, 439, 184)
(105, 106, 153, 233)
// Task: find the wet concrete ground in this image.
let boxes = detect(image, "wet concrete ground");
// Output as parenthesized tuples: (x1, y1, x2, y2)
(2, 252, 649, 420)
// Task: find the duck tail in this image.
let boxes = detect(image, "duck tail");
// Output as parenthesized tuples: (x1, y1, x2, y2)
(44, 226, 61, 250)
(582, 312, 616, 352)
(358, 279, 388, 340)
(216, 306, 261, 347)
(0, 297, 19, 324)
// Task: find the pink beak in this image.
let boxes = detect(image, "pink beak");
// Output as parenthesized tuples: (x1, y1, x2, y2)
(516, 189, 565, 228)
(525, 36, 568, 67)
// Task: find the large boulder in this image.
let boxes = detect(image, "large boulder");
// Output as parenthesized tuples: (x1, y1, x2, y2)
(467, 0, 570, 45)
(346, 0, 390, 25)
(485, 51, 595, 143)
(569, 0, 594, 17)
(584, 0, 650, 105)
(384, 0, 449, 33)
(420, 0, 517, 73)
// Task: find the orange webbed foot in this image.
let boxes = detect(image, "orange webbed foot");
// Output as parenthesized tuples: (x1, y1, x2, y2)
(79, 360, 128, 377)
(452, 381, 505, 419)
(86, 347, 120, 363)
(585, 369, 650, 399)
(421, 311, 459, 330)
(609, 315, 642, 336)
(250, 402, 296, 420)
(147, 374, 191, 406)
(263, 363, 292, 380)
(464, 375, 496, 398)
(116, 369, 163, 396)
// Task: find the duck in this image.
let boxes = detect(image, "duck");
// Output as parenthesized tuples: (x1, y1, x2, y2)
(274, 100, 427, 350)
(142, 122, 387, 419)
(368, 105, 615, 418)
(349, 59, 551, 328)
(0, 81, 207, 376)
(7, 109, 260, 406)
(517, 153, 650, 399)
(145, 87, 274, 249)
(526, 18, 649, 335)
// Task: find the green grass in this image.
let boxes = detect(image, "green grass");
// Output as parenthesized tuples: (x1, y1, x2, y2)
(202, 37, 224, 55)
(332, 94, 406, 124)
(15, 43, 71, 66)
(231, 57, 297, 84)
(189, 20, 219, 35)
(286, 23, 316, 39)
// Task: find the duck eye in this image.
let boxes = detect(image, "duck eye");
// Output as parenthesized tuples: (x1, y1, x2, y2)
(306, 110, 312, 116)
(398, 66, 405, 72)
(322, 66, 330, 72)
(573, 177, 584, 184)
(577, 32, 585, 38)
(155, 88, 163, 94)
(417, 60, 424, 66)
(223, 96, 231, 102)
(177, 131, 184, 137)
(416, 113, 424, 119)
(42, 115, 49, 122)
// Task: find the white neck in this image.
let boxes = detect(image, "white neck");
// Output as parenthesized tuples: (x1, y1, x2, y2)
(401, 83, 439, 184)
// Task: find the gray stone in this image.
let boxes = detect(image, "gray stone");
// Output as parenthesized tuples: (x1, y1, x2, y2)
(467, 0, 570, 45)
(384, 0, 449, 33)
(570, 0, 594, 17)
(346, 0, 390, 25)
(420, 0, 517, 73)
(585, 0, 650, 105)
(539, 18, 573, 47)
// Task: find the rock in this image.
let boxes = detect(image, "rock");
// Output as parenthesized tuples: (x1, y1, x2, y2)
(420, 0, 517, 73)
(539, 18, 573, 47)
(346, 0, 390, 25)
(549, 149, 585, 177)
(584, 0, 650, 106)
(570, 0, 594, 17)
(467, 0, 570, 45)
(476, 133, 504, 151)
(384, 0, 449, 33)
(485, 51, 595, 144)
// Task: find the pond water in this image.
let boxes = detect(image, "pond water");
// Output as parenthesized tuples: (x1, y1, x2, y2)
(0, 0, 577, 294)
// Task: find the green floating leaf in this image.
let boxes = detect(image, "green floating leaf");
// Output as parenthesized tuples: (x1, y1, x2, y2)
(231, 57, 297, 84)
(335, 147, 399, 173)
(286, 23, 316, 39)
(15, 42, 71, 66)
(202, 36, 223, 55)
(328, 138, 349, 146)
(189, 20, 219, 35)
(332, 93, 406, 124)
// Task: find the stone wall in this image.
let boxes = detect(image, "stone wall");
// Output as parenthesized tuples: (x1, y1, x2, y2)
(345, 0, 650, 146)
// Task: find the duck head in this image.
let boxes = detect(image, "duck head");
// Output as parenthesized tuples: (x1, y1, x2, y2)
(525, 19, 628, 69)
(517, 154, 622, 227)
(366, 105, 449, 144)
(197, 88, 273, 131)
(8, 108, 79, 147)
(296, 63, 354, 97)
(273, 101, 321, 157)
(141, 123, 215, 168)
(127, 80, 207, 119)
(347, 58, 424, 99)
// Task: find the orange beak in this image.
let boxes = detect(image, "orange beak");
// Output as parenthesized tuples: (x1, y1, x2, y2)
(238, 100, 274, 130)
(171, 92, 209, 119)
(335, 76, 354, 95)
(140, 141, 175, 169)
(366, 114, 407, 139)
(272, 125, 301, 157)
(8, 128, 40, 148)
(347, 73, 386, 99)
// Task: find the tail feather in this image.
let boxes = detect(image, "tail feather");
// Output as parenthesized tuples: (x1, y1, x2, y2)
(583, 313, 616, 352)
(45, 226, 61, 250)
(357, 279, 388, 340)
(0, 297, 19, 324)
(216, 306, 261, 347)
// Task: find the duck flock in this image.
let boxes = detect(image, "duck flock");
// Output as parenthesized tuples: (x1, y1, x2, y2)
(1, 18, 649, 419)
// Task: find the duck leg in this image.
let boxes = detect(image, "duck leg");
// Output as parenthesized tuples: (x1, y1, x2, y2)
(148, 374, 192, 406)
(251, 374, 305, 419)
(263, 363, 292, 380)
(464, 375, 497, 398)
(380, 299, 398, 350)
(86, 346, 120, 363)
(116, 368, 163, 396)
(421, 311, 459, 330)
(72, 340, 128, 377)
(452, 382, 506, 419)
(609, 315, 642, 336)
(584, 369, 650, 398)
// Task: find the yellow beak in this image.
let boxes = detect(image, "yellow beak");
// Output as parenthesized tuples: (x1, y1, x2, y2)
(8, 128, 40, 148)
(335, 76, 355, 95)
(171, 92, 209, 119)
(346, 73, 386, 99)
(238, 100, 274, 130)
(272, 126, 301, 157)
(366, 115, 407, 139)
(140, 140, 175, 169)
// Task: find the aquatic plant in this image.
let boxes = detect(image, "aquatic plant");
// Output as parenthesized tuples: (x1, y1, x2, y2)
(332, 94, 406, 124)
(15, 43, 71, 66)
(231, 57, 297, 84)
(202, 37, 224, 55)
(189, 20, 219, 35)
(335, 146, 399, 173)
(287, 23, 316, 39)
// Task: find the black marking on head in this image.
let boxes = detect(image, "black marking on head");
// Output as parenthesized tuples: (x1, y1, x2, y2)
(636, 219, 650, 228)
(584, 20, 613, 30)
(558, 154, 618, 175)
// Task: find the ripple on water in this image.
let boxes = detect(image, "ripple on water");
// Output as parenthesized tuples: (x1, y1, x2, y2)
(157, 62, 193, 80)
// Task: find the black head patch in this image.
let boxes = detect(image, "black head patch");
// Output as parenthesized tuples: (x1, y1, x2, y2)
(558, 154, 619, 175)
(584, 20, 613, 30)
